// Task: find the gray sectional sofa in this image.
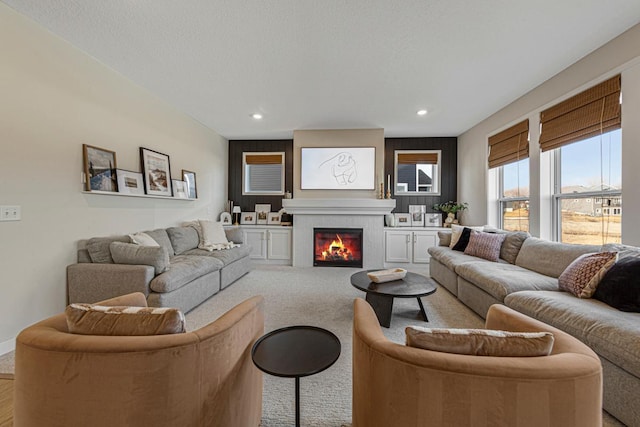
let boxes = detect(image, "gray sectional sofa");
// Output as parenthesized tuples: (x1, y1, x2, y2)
(67, 225, 251, 313)
(428, 230, 640, 426)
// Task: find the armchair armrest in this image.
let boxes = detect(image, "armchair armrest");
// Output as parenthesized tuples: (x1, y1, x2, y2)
(67, 263, 155, 304)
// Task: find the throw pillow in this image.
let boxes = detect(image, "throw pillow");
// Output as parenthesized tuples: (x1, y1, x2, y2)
(500, 231, 530, 264)
(449, 224, 483, 248)
(109, 242, 170, 275)
(593, 255, 640, 312)
(66, 304, 185, 335)
(452, 227, 475, 252)
(558, 252, 618, 298)
(437, 231, 452, 247)
(199, 220, 229, 246)
(464, 232, 506, 262)
(85, 235, 130, 263)
(129, 232, 160, 247)
(406, 326, 554, 357)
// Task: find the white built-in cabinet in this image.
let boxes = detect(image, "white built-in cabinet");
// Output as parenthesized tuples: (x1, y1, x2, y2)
(384, 227, 445, 266)
(241, 226, 292, 265)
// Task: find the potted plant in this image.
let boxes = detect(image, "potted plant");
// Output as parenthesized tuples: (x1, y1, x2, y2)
(433, 201, 468, 226)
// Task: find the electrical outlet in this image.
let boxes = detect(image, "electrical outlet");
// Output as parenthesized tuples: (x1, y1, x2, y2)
(0, 205, 21, 221)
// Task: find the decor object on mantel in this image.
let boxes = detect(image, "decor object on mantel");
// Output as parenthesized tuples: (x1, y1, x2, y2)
(232, 206, 242, 225)
(433, 201, 468, 227)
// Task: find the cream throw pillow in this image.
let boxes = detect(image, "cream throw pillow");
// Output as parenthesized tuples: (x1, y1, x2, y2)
(66, 304, 185, 336)
(129, 232, 160, 247)
(198, 220, 229, 246)
(406, 326, 554, 357)
(449, 224, 484, 248)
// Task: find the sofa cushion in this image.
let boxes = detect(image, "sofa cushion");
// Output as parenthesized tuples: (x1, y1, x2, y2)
(450, 224, 483, 248)
(142, 229, 175, 257)
(150, 255, 223, 293)
(452, 227, 474, 252)
(428, 246, 498, 270)
(464, 232, 506, 262)
(500, 231, 530, 264)
(86, 235, 130, 263)
(166, 226, 200, 255)
(66, 303, 185, 335)
(183, 245, 251, 266)
(406, 325, 554, 357)
(437, 231, 451, 247)
(558, 252, 618, 298)
(602, 243, 640, 261)
(505, 290, 640, 379)
(593, 256, 640, 312)
(109, 242, 170, 275)
(455, 261, 558, 302)
(515, 237, 600, 278)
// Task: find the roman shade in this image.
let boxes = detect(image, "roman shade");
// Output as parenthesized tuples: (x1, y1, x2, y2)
(539, 74, 621, 152)
(397, 152, 438, 164)
(244, 153, 283, 164)
(488, 119, 529, 169)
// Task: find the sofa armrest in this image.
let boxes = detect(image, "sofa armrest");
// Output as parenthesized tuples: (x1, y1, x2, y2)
(67, 263, 155, 304)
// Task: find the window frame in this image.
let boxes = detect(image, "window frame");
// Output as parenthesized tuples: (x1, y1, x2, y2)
(497, 158, 530, 232)
(393, 149, 441, 196)
(242, 151, 285, 196)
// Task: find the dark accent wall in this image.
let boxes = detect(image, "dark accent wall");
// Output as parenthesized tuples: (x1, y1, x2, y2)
(385, 137, 457, 213)
(228, 139, 294, 212)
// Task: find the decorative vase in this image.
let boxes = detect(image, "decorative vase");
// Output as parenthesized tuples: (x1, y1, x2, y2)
(385, 214, 396, 227)
(445, 212, 455, 226)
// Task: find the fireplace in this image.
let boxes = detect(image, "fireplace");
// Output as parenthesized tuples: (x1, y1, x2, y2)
(313, 228, 363, 267)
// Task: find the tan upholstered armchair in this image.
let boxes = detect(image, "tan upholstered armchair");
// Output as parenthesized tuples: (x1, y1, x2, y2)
(352, 298, 603, 427)
(14, 293, 264, 427)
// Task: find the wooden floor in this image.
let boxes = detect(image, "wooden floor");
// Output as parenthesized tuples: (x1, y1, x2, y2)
(0, 379, 13, 427)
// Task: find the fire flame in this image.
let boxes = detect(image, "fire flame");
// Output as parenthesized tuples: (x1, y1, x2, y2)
(321, 234, 353, 261)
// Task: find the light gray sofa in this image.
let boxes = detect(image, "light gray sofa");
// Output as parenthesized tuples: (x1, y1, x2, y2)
(67, 225, 251, 313)
(428, 231, 640, 426)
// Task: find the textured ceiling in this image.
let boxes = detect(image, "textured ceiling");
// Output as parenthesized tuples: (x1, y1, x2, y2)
(3, 1, 640, 139)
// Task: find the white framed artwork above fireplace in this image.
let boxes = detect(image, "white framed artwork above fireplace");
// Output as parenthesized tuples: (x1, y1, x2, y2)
(282, 199, 396, 268)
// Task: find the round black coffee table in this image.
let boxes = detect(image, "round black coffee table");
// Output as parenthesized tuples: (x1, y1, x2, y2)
(251, 326, 341, 427)
(351, 270, 437, 328)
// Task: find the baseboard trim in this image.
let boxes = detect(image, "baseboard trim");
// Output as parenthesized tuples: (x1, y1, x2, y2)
(0, 338, 15, 356)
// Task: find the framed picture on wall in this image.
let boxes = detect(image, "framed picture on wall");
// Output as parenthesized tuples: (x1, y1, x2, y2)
(409, 205, 426, 227)
(255, 204, 271, 225)
(83, 144, 118, 192)
(267, 212, 281, 225)
(394, 213, 411, 227)
(300, 147, 375, 190)
(172, 179, 188, 199)
(182, 169, 197, 199)
(241, 212, 256, 225)
(140, 147, 172, 197)
(116, 169, 144, 195)
(425, 213, 443, 227)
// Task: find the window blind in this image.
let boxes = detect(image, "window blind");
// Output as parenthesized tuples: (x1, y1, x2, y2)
(245, 154, 283, 165)
(247, 164, 282, 192)
(539, 74, 621, 152)
(397, 152, 438, 165)
(488, 119, 529, 169)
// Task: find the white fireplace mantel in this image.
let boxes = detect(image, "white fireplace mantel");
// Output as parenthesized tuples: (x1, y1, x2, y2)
(282, 198, 395, 215)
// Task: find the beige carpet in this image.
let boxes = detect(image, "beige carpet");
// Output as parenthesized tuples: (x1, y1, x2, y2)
(0, 264, 626, 426)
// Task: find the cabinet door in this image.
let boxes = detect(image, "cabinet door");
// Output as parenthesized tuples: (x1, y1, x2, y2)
(267, 229, 292, 260)
(385, 230, 412, 263)
(413, 231, 438, 263)
(243, 229, 267, 260)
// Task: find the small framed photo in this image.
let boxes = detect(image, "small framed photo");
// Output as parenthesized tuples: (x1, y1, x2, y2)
(409, 205, 426, 227)
(267, 212, 281, 225)
(255, 204, 271, 225)
(241, 212, 256, 224)
(182, 170, 197, 199)
(140, 147, 172, 197)
(172, 179, 188, 199)
(425, 213, 443, 227)
(116, 169, 144, 195)
(83, 144, 118, 192)
(395, 213, 411, 226)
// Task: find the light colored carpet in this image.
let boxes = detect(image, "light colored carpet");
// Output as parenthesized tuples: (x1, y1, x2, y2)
(0, 264, 627, 426)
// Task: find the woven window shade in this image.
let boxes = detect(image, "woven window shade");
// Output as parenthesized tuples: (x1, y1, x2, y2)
(539, 75, 621, 152)
(397, 152, 438, 165)
(245, 154, 283, 165)
(488, 119, 529, 169)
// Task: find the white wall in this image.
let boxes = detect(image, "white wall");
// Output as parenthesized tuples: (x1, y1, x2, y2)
(293, 129, 384, 199)
(458, 23, 640, 246)
(0, 4, 227, 353)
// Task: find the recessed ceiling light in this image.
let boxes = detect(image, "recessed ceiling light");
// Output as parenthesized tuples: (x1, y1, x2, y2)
(251, 113, 263, 120)
(417, 109, 428, 116)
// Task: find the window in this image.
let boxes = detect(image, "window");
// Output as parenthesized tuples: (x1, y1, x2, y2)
(499, 158, 530, 232)
(242, 152, 285, 195)
(394, 150, 441, 195)
(553, 129, 621, 244)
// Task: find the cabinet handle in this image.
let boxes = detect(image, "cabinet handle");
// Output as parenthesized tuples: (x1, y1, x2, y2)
(406, 235, 411, 244)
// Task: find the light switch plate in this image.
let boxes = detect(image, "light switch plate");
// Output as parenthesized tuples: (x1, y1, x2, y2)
(0, 205, 21, 221)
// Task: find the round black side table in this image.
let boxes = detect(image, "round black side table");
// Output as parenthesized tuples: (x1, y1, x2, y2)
(251, 326, 341, 427)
